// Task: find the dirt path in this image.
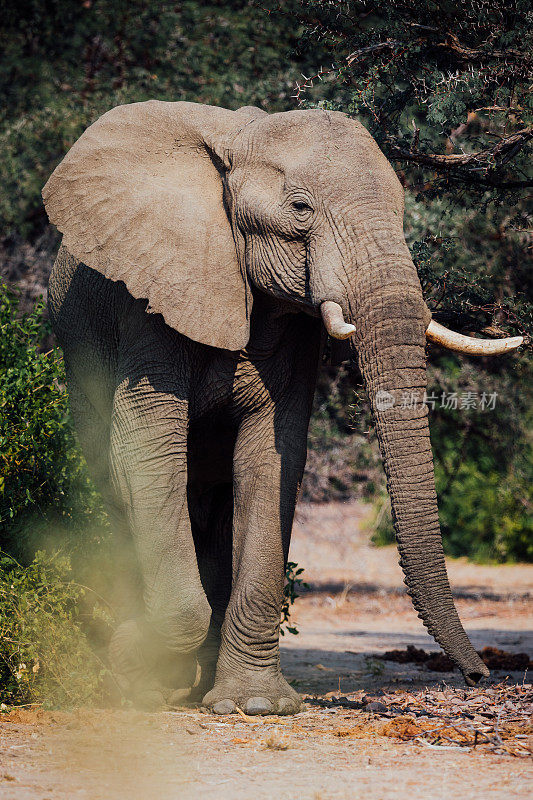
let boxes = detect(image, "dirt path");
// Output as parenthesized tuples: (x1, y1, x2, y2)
(1, 501, 531, 800)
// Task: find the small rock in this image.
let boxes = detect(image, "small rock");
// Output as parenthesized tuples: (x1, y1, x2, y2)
(184, 723, 203, 735)
(365, 701, 388, 713)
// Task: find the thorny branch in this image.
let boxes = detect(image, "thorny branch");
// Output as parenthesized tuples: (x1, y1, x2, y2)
(386, 128, 533, 186)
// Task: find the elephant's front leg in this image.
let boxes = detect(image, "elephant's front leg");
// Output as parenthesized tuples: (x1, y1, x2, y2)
(108, 374, 211, 709)
(203, 407, 309, 716)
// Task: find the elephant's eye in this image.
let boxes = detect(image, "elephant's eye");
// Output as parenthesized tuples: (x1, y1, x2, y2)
(291, 201, 313, 213)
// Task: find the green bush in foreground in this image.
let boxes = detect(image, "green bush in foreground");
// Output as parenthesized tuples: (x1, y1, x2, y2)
(0, 282, 104, 555)
(0, 551, 109, 707)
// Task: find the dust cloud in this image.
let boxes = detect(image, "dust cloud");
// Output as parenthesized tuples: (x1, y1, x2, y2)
(32, 708, 194, 800)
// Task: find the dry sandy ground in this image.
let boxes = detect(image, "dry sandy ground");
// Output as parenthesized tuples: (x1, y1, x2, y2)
(1, 501, 531, 800)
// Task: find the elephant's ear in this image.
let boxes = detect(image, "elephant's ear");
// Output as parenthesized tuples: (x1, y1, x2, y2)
(42, 101, 255, 350)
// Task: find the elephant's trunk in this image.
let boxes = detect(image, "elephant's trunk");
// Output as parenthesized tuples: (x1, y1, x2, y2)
(348, 252, 489, 683)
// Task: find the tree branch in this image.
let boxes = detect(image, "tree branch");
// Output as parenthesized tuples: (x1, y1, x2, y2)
(385, 128, 532, 185)
(346, 40, 401, 65)
(436, 32, 525, 62)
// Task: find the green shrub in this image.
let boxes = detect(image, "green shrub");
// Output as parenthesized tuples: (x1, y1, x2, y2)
(437, 463, 533, 563)
(281, 561, 309, 636)
(372, 461, 533, 564)
(0, 282, 104, 556)
(0, 550, 110, 707)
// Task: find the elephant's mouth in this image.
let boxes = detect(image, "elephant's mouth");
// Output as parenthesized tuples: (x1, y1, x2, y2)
(320, 300, 523, 355)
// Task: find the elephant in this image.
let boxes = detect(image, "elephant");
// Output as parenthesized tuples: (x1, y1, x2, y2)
(42, 100, 523, 715)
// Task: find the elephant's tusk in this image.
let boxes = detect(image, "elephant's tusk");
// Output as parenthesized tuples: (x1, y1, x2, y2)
(426, 319, 524, 356)
(320, 301, 356, 340)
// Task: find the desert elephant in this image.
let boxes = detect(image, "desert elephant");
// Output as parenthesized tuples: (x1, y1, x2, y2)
(42, 101, 523, 715)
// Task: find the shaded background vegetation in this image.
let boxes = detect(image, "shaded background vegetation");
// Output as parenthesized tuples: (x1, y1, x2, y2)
(0, 0, 531, 703)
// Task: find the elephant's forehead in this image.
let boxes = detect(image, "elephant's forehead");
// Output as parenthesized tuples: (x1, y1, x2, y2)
(246, 110, 400, 193)
(249, 110, 368, 160)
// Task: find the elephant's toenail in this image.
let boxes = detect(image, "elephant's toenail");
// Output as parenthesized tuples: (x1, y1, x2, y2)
(277, 697, 297, 715)
(244, 697, 272, 715)
(168, 687, 191, 707)
(212, 700, 236, 714)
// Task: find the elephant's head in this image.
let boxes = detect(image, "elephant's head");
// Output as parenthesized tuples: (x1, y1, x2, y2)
(43, 101, 523, 684)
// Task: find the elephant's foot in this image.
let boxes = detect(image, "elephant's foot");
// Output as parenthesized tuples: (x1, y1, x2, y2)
(109, 619, 199, 710)
(132, 677, 199, 712)
(202, 670, 302, 716)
